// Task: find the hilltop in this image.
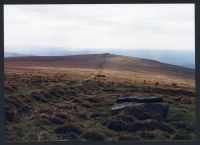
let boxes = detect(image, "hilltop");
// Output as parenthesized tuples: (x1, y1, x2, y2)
(5, 53, 194, 79)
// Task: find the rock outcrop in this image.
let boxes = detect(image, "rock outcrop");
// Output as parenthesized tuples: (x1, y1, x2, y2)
(111, 96, 169, 119)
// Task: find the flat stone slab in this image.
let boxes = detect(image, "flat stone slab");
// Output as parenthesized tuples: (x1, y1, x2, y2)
(111, 102, 142, 111)
(111, 102, 169, 119)
(116, 96, 163, 103)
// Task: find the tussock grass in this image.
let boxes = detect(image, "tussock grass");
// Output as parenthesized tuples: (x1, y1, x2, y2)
(5, 67, 196, 141)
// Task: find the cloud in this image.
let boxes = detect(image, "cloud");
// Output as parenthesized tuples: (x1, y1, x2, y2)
(4, 4, 194, 53)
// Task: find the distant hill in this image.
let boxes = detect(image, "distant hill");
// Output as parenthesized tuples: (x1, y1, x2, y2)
(110, 49, 195, 69)
(5, 49, 194, 68)
(4, 52, 30, 57)
(5, 53, 195, 79)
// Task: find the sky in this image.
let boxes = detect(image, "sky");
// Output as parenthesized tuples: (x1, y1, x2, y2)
(4, 4, 195, 54)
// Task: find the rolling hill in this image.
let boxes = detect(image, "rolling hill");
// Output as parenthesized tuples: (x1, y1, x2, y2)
(5, 53, 194, 80)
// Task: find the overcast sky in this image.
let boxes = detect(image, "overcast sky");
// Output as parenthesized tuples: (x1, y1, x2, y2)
(4, 4, 195, 54)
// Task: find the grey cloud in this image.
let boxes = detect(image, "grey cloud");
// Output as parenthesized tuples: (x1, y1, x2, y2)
(4, 4, 194, 53)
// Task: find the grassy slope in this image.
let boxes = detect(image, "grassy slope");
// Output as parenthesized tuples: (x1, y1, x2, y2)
(5, 53, 194, 79)
(5, 54, 196, 141)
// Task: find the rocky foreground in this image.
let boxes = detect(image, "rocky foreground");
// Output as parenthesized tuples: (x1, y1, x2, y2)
(5, 67, 196, 141)
(112, 96, 169, 119)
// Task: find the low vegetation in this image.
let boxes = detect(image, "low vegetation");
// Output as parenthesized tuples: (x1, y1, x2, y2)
(5, 54, 196, 141)
(5, 66, 196, 141)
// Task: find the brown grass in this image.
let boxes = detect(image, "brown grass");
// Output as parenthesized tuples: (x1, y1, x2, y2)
(4, 54, 196, 141)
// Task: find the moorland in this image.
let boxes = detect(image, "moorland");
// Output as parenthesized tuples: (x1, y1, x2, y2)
(5, 53, 196, 141)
